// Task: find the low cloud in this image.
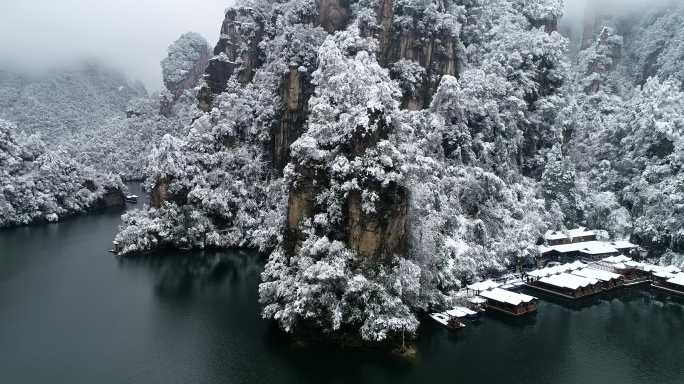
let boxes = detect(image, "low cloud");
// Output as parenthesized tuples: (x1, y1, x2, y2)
(562, 0, 676, 26)
(0, 0, 233, 91)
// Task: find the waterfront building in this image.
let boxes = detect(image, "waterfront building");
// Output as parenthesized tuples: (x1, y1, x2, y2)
(465, 280, 501, 296)
(544, 227, 597, 246)
(571, 268, 624, 290)
(533, 273, 601, 298)
(653, 273, 684, 295)
(479, 288, 538, 316)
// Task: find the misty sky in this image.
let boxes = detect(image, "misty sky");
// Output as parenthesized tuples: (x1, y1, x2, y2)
(0, 0, 670, 91)
(0, 0, 234, 91)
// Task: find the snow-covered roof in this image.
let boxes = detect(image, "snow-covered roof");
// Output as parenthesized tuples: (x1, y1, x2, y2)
(602, 255, 633, 264)
(637, 263, 661, 273)
(579, 242, 620, 255)
(568, 260, 588, 269)
(446, 306, 477, 318)
(466, 280, 500, 292)
(469, 297, 487, 304)
(541, 241, 618, 255)
(480, 288, 537, 306)
(454, 306, 478, 316)
(653, 266, 682, 280)
(527, 261, 587, 278)
(612, 263, 628, 270)
(610, 240, 639, 250)
(544, 227, 596, 241)
(667, 273, 684, 288)
(572, 268, 622, 282)
(539, 273, 599, 290)
(544, 230, 568, 241)
(623, 260, 643, 268)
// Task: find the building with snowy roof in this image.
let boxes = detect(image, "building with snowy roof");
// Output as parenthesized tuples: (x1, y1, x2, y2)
(528, 271, 603, 299)
(479, 288, 538, 316)
(540, 240, 621, 263)
(544, 227, 597, 246)
(466, 280, 500, 295)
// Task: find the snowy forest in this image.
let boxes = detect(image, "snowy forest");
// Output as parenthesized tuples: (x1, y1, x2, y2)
(0, 32, 210, 226)
(2, 0, 683, 346)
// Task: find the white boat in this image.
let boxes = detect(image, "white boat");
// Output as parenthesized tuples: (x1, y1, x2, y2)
(453, 306, 480, 319)
(446, 308, 468, 318)
(429, 312, 465, 330)
(125, 194, 139, 203)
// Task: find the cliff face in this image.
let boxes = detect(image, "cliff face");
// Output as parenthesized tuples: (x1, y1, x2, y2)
(199, 8, 265, 111)
(192, 1, 461, 263)
(319, 0, 351, 33)
(286, 112, 408, 262)
(162, 32, 211, 101)
(271, 67, 313, 170)
(373, 1, 460, 109)
(198, 1, 462, 170)
(119, 0, 571, 342)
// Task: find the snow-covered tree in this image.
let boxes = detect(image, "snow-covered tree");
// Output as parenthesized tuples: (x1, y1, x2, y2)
(0, 119, 125, 228)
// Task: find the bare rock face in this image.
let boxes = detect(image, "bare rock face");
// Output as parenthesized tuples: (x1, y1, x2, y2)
(271, 68, 314, 170)
(88, 186, 126, 211)
(319, 0, 351, 33)
(150, 178, 188, 209)
(286, 167, 323, 254)
(286, 169, 408, 261)
(150, 178, 170, 209)
(372, 0, 461, 109)
(99, 188, 127, 209)
(285, 111, 409, 262)
(199, 8, 265, 111)
(345, 186, 408, 261)
(162, 32, 211, 101)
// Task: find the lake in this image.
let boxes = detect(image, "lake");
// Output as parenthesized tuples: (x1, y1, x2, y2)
(1, 184, 683, 383)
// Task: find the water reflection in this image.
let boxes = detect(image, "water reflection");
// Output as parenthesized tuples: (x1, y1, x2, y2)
(117, 249, 263, 299)
(1, 196, 684, 384)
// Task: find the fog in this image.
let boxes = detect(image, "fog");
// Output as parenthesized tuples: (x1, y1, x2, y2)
(0, 0, 675, 91)
(561, 0, 676, 26)
(0, 0, 234, 91)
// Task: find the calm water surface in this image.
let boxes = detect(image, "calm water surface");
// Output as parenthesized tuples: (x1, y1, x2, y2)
(1, 184, 683, 383)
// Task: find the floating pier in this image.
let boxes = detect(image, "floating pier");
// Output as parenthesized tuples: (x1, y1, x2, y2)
(652, 270, 684, 295)
(427, 229, 682, 334)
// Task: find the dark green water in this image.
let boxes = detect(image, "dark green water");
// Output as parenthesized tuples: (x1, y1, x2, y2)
(1, 186, 683, 383)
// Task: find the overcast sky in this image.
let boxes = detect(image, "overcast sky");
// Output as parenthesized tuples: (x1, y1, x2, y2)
(562, 0, 674, 23)
(0, 0, 234, 91)
(0, 0, 671, 91)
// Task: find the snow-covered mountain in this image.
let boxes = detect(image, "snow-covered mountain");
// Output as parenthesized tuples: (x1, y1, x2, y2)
(0, 63, 145, 143)
(26, 0, 672, 347)
(116, 0, 570, 345)
(0, 32, 210, 181)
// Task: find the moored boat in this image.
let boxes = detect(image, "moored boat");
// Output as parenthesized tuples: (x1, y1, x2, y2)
(429, 312, 466, 330)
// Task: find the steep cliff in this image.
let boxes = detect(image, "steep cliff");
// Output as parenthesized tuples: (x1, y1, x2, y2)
(160, 32, 210, 116)
(198, 7, 266, 111)
(119, 0, 568, 345)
